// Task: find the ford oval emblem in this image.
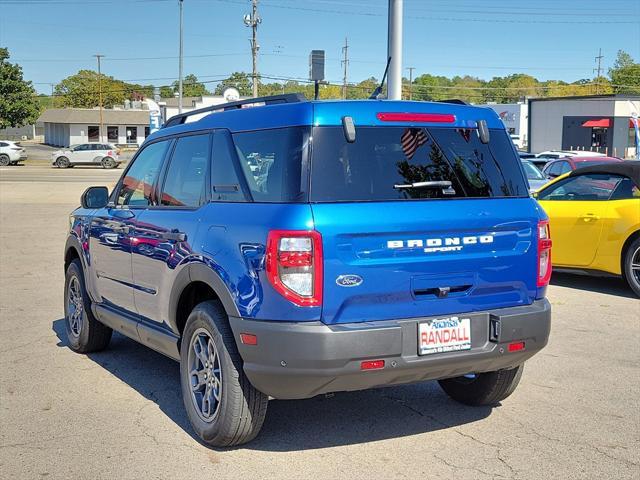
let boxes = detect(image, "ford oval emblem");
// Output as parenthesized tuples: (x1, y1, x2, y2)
(336, 274, 363, 287)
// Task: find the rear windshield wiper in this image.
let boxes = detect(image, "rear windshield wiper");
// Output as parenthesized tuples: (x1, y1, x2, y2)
(393, 180, 452, 189)
(393, 180, 456, 196)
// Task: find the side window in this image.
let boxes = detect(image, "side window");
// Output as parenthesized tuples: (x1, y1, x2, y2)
(559, 161, 572, 174)
(74, 145, 87, 151)
(210, 130, 247, 202)
(547, 162, 562, 177)
(538, 174, 625, 201)
(117, 140, 169, 206)
(160, 134, 209, 207)
(232, 127, 308, 202)
(0, 142, 7, 147)
(610, 177, 640, 200)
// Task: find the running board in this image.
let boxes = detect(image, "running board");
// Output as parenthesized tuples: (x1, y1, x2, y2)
(93, 304, 181, 361)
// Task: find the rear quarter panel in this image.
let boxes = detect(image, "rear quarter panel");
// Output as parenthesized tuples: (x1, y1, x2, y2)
(591, 199, 640, 275)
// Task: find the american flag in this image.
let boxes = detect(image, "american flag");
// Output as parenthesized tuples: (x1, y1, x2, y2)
(401, 128, 428, 159)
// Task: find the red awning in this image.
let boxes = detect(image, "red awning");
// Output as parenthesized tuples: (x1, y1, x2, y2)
(581, 118, 610, 128)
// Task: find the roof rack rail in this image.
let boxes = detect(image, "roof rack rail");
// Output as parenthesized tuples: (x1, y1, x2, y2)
(437, 99, 468, 105)
(163, 93, 307, 128)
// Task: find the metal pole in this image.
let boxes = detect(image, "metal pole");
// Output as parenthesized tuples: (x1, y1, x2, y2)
(178, 0, 184, 113)
(593, 48, 603, 95)
(387, 0, 403, 100)
(251, 0, 259, 97)
(407, 66, 415, 100)
(342, 37, 349, 99)
(94, 54, 104, 142)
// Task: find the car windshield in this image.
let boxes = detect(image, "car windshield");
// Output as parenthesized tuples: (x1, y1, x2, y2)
(522, 161, 545, 180)
(310, 126, 528, 202)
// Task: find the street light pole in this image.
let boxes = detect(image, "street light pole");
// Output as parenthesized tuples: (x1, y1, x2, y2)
(178, 0, 184, 113)
(406, 66, 415, 100)
(93, 54, 104, 142)
(387, 0, 403, 100)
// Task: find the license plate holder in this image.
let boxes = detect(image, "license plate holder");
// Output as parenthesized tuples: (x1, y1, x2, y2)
(418, 316, 472, 356)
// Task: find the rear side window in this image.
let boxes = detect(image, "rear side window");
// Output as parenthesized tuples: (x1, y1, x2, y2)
(232, 127, 309, 202)
(160, 134, 209, 207)
(210, 130, 246, 202)
(117, 140, 169, 206)
(310, 127, 528, 202)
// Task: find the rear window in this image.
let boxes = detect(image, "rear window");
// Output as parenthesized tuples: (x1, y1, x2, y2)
(310, 127, 528, 202)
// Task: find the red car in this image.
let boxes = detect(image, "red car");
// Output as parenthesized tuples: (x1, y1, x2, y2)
(542, 156, 623, 179)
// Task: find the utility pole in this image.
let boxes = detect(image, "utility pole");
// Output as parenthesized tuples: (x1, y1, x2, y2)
(341, 37, 349, 99)
(178, 0, 184, 113)
(406, 66, 415, 100)
(593, 48, 603, 95)
(93, 54, 104, 142)
(387, 0, 403, 100)
(244, 0, 261, 98)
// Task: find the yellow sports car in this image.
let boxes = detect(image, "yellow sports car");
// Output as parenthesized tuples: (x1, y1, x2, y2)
(535, 161, 640, 296)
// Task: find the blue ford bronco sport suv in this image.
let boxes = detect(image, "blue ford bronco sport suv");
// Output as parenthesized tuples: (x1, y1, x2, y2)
(64, 94, 552, 447)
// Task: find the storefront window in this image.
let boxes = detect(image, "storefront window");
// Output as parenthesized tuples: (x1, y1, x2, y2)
(88, 125, 99, 142)
(126, 126, 137, 143)
(107, 126, 118, 142)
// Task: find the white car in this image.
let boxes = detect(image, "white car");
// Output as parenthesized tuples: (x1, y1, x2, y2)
(536, 150, 606, 159)
(51, 143, 121, 169)
(0, 140, 28, 166)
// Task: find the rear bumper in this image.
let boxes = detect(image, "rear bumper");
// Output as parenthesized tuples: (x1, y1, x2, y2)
(229, 299, 551, 399)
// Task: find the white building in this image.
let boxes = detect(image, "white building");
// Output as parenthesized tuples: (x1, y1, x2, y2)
(483, 103, 529, 148)
(39, 108, 150, 147)
(528, 94, 640, 158)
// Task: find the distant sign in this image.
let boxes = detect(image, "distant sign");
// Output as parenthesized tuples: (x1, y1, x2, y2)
(309, 50, 325, 81)
(146, 98, 162, 135)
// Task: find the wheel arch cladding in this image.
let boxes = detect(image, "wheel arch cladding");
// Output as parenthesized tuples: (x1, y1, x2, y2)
(170, 263, 241, 338)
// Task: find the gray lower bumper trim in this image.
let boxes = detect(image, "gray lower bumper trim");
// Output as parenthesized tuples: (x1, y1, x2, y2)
(229, 299, 551, 399)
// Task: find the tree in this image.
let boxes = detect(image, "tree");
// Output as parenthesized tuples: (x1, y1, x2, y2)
(171, 73, 209, 97)
(55, 70, 128, 108)
(0, 48, 41, 128)
(609, 50, 640, 94)
(214, 72, 252, 97)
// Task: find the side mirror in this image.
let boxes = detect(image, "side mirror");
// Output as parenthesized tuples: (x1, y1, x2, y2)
(81, 186, 109, 209)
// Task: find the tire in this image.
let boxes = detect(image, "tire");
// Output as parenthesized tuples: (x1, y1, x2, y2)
(55, 156, 70, 168)
(64, 259, 112, 353)
(623, 237, 640, 297)
(180, 300, 268, 447)
(438, 364, 524, 406)
(0, 154, 10, 167)
(101, 156, 117, 169)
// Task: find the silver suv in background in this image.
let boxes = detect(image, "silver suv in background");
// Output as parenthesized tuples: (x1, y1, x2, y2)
(0, 140, 28, 166)
(51, 143, 121, 169)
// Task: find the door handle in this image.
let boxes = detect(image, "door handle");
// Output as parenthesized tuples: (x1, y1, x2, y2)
(580, 213, 600, 222)
(161, 231, 187, 242)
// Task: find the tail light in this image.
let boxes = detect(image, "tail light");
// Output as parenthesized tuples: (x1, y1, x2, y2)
(377, 112, 456, 123)
(108, 151, 114, 156)
(266, 230, 322, 306)
(537, 220, 552, 287)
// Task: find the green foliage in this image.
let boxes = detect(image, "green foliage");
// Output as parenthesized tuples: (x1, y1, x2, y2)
(214, 72, 252, 96)
(54, 70, 153, 108)
(0, 48, 41, 128)
(609, 50, 640, 94)
(171, 73, 210, 97)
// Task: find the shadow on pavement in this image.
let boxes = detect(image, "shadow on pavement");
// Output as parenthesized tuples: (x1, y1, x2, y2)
(53, 318, 493, 451)
(550, 271, 636, 299)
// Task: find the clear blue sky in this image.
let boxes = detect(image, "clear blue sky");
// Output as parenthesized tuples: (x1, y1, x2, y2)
(1, 0, 639, 95)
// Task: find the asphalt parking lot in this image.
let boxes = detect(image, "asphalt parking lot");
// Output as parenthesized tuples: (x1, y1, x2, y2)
(1, 166, 638, 480)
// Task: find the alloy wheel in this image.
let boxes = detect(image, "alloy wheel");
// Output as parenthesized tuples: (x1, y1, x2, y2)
(67, 276, 84, 337)
(187, 328, 222, 422)
(631, 246, 640, 286)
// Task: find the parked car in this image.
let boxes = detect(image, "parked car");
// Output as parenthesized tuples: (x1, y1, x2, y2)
(521, 159, 548, 192)
(537, 150, 606, 159)
(542, 156, 622, 179)
(0, 140, 28, 166)
(63, 94, 552, 447)
(518, 151, 536, 160)
(535, 162, 640, 296)
(51, 143, 121, 168)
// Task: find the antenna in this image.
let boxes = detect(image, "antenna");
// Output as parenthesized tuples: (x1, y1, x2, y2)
(369, 57, 392, 100)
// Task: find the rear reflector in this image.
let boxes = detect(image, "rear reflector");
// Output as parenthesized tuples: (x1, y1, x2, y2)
(240, 333, 258, 345)
(376, 112, 456, 123)
(361, 360, 385, 370)
(508, 341, 525, 352)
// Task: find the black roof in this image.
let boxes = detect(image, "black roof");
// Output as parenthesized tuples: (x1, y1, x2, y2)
(568, 160, 640, 186)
